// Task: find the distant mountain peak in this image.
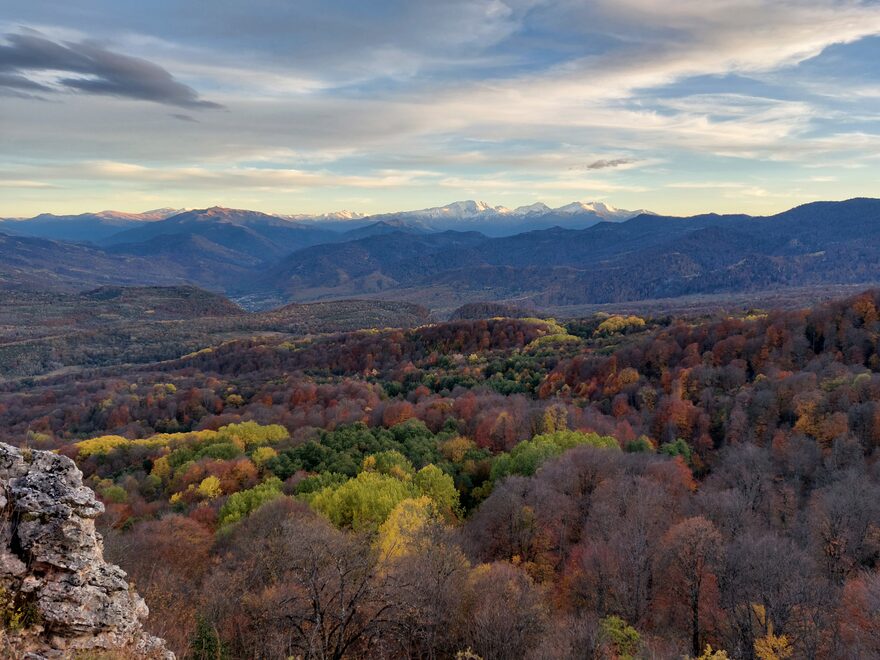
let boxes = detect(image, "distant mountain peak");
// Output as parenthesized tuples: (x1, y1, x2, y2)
(555, 201, 615, 215)
(94, 208, 184, 222)
(170, 206, 286, 224)
(395, 199, 648, 223)
(282, 209, 366, 222)
(512, 202, 552, 216)
(429, 200, 497, 217)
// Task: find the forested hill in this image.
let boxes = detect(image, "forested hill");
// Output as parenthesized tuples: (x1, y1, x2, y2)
(0, 288, 429, 379)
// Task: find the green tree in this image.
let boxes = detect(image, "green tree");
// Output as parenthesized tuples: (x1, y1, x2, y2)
(625, 436, 656, 453)
(599, 615, 641, 659)
(660, 437, 693, 464)
(491, 430, 619, 481)
(309, 471, 414, 532)
(218, 477, 283, 527)
(363, 450, 415, 480)
(414, 464, 461, 520)
(187, 615, 227, 660)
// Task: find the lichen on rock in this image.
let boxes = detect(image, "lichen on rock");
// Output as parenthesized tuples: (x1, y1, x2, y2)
(0, 442, 173, 659)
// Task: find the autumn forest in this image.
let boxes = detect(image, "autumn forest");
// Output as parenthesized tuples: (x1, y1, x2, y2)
(1, 289, 878, 659)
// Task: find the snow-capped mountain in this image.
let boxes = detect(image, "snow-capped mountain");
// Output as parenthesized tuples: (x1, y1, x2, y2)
(385, 199, 647, 222)
(363, 200, 652, 236)
(283, 209, 366, 222)
(394, 200, 507, 220)
(1, 200, 653, 243)
(511, 202, 552, 216)
(553, 201, 650, 220)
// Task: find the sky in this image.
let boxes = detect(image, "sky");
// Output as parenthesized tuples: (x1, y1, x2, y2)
(2, 0, 880, 218)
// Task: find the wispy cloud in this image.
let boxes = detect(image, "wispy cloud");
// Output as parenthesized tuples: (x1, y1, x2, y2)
(80, 161, 439, 190)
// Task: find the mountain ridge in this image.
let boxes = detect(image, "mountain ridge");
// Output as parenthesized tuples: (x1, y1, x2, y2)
(2, 197, 880, 312)
(253, 198, 880, 309)
(2, 199, 651, 242)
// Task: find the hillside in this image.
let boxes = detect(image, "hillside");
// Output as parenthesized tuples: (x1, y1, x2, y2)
(0, 209, 180, 243)
(2, 290, 880, 657)
(255, 198, 880, 309)
(252, 230, 488, 300)
(0, 232, 191, 291)
(0, 287, 429, 378)
(103, 207, 339, 262)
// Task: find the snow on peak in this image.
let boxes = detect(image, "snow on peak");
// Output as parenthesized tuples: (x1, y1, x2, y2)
(406, 200, 501, 219)
(92, 208, 184, 222)
(554, 201, 618, 215)
(370, 199, 650, 227)
(280, 210, 366, 222)
(442, 200, 493, 216)
(512, 202, 552, 216)
(324, 210, 365, 220)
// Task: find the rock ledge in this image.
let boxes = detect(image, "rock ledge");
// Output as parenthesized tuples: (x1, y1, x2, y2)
(0, 442, 173, 658)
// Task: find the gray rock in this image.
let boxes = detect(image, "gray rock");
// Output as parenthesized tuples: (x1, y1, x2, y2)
(0, 443, 174, 659)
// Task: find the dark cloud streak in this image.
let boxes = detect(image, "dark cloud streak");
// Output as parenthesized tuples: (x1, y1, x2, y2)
(0, 31, 221, 109)
(586, 158, 635, 170)
(0, 71, 51, 90)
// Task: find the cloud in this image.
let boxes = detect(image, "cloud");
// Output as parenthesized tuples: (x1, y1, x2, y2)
(0, 31, 221, 108)
(0, 179, 56, 189)
(0, 70, 49, 90)
(76, 161, 439, 191)
(170, 113, 198, 122)
(2, 1, 880, 217)
(585, 158, 635, 170)
(666, 182, 747, 190)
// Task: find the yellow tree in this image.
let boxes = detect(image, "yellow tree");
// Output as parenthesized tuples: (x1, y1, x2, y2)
(753, 604, 793, 660)
(377, 496, 437, 562)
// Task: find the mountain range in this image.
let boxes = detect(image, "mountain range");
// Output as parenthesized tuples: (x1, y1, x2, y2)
(2, 198, 880, 312)
(355, 199, 649, 236)
(0, 199, 646, 242)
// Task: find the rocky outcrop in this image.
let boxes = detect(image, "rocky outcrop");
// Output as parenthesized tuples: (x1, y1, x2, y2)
(0, 443, 173, 658)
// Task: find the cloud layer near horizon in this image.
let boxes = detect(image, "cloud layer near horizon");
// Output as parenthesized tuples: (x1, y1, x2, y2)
(2, 0, 880, 217)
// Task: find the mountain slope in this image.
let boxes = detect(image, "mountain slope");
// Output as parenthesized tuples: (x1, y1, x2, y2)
(0, 287, 428, 378)
(251, 230, 488, 299)
(0, 232, 190, 292)
(0, 209, 181, 243)
(4, 198, 880, 313)
(102, 207, 339, 261)
(251, 198, 880, 308)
